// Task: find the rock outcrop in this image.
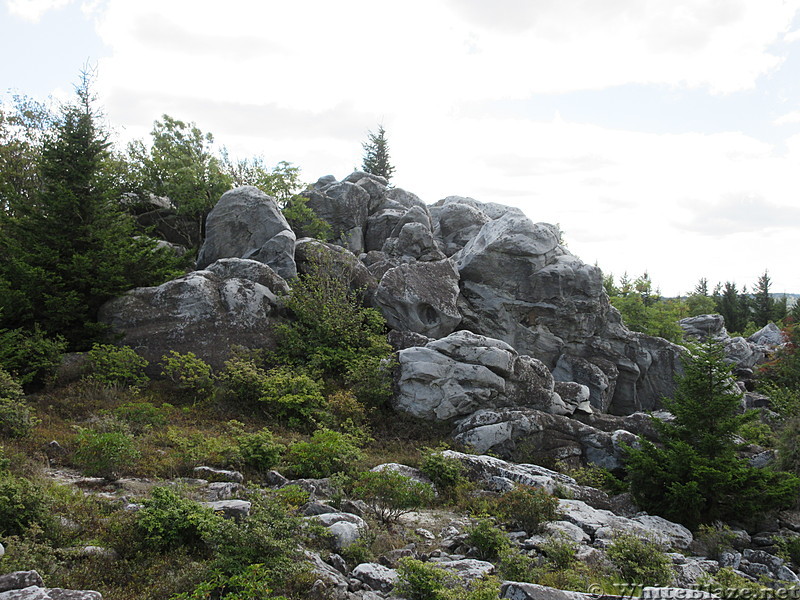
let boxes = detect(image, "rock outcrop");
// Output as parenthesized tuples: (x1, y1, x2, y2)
(197, 186, 297, 280)
(98, 258, 286, 371)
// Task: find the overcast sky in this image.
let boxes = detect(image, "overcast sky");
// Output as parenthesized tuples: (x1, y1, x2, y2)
(3, 0, 800, 296)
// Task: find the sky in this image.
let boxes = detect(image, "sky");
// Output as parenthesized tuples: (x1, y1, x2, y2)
(3, 0, 800, 297)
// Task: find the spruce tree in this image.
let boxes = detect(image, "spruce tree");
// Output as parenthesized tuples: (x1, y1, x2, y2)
(625, 341, 799, 529)
(361, 125, 396, 181)
(753, 270, 775, 327)
(0, 74, 183, 349)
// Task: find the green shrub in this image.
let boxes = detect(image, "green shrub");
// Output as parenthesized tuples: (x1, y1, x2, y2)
(0, 472, 52, 536)
(350, 468, 436, 526)
(497, 485, 561, 534)
(465, 518, 510, 560)
(137, 486, 222, 553)
(282, 428, 365, 478)
(160, 350, 213, 399)
(541, 532, 579, 570)
(606, 533, 672, 586)
(112, 400, 172, 434)
(73, 428, 140, 480)
(258, 366, 326, 427)
(738, 415, 776, 447)
(394, 557, 456, 600)
(696, 522, 738, 560)
(220, 355, 268, 404)
(86, 343, 149, 389)
(760, 382, 800, 419)
(697, 567, 770, 600)
(0, 368, 24, 400)
(345, 354, 395, 409)
(0, 325, 66, 388)
(340, 535, 375, 568)
(236, 428, 284, 472)
(775, 534, 800, 566)
(272, 484, 310, 509)
(419, 449, 465, 494)
(777, 416, 800, 475)
(0, 396, 39, 438)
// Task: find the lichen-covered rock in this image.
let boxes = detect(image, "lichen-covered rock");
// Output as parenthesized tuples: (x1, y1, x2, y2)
(350, 563, 398, 593)
(394, 331, 567, 420)
(197, 186, 296, 279)
(373, 260, 461, 338)
(98, 260, 284, 372)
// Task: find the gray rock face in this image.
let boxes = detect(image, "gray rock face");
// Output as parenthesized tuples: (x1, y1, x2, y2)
(350, 563, 398, 593)
(0, 574, 44, 595)
(373, 260, 461, 339)
(501, 582, 588, 600)
(451, 408, 642, 471)
(202, 500, 251, 521)
(304, 180, 371, 253)
(395, 331, 568, 420)
(749, 323, 785, 346)
(98, 259, 285, 372)
(197, 186, 297, 280)
(680, 314, 728, 341)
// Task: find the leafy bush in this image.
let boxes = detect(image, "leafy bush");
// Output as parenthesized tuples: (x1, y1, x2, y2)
(697, 567, 770, 600)
(419, 449, 465, 495)
(540, 532, 579, 570)
(219, 355, 269, 403)
(0, 325, 66, 388)
(775, 534, 800, 566)
(345, 354, 395, 409)
(73, 428, 140, 480)
(350, 468, 436, 526)
(86, 343, 149, 389)
(0, 397, 39, 439)
(282, 428, 365, 478)
(258, 366, 326, 426)
(394, 558, 456, 600)
(160, 350, 213, 399)
(236, 428, 284, 472)
(496, 485, 561, 534)
(760, 382, 800, 419)
(606, 533, 672, 586)
(324, 389, 368, 427)
(136, 486, 222, 553)
(737, 418, 776, 447)
(0, 472, 52, 536)
(696, 522, 738, 560)
(112, 400, 172, 434)
(464, 518, 510, 560)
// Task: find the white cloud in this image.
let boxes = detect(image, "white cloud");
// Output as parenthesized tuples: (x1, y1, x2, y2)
(774, 110, 800, 125)
(6, 0, 73, 22)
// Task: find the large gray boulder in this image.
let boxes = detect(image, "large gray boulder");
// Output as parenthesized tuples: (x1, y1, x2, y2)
(373, 260, 461, 338)
(303, 180, 371, 253)
(394, 331, 569, 420)
(197, 186, 296, 280)
(98, 259, 285, 371)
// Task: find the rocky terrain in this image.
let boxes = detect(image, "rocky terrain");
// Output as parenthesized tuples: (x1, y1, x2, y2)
(4, 173, 793, 599)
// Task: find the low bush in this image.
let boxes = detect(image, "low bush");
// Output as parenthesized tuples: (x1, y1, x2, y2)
(282, 428, 366, 478)
(419, 448, 465, 496)
(606, 533, 672, 586)
(541, 532, 579, 570)
(258, 365, 326, 427)
(136, 486, 222, 553)
(350, 468, 436, 526)
(0, 325, 66, 388)
(394, 558, 456, 600)
(86, 343, 149, 389)
(0, 472, 52, 536)
(236, 427, 284, 472)
(0, 396, 39, 438)
(160, 350, 213, 399)
(696, 522, 738, 560)
(496, 485, 561, 534)
(73, 428, 140, 480)
(464, 518, 510, 560)
(697, 567, 770, 600)
(111, 400, 173, 434)
(775, 534, 800, 566)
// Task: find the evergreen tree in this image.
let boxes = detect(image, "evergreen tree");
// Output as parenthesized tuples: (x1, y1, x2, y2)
(625, 341, 799, 529)
(716, 282, 748, 334)
(752, 270, 775, 327)
(686, 277, 716, 317)
(0, 75, 183, 349)
(361, 124, 395, 181)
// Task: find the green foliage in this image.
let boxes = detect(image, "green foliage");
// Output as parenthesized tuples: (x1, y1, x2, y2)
(0, 396, 39, 439)
(557, 461, 627, 495)
(73, 428, 140, 480)
(541, 532, 579, 570)
(758, 324, 800, 391)
(219, 355, 270, 404)
(112, 400, 172, 434)
(419, 448, 466, 495)
(606, 272, 685, 343)
(714, 282, 751, 335)
(350, 468, 436, 526)
(0, 472, 52, 536)
(737, 417, 776, 447)
(760, 382, 800, 418)
(775, 534, 800, 566)
(236, 428, 284, 472)
(126, 114, 232, 247)
(361, 124, 395, 181)
(686, 279, 717, 317)
(258, 366, 326, 426)
(464, 518, 510, 560)
(394, 558, 456, 600)
(280, 194, 331, 241)
(0, 325, 66, 387)
(696, 522, 738, 560)
(161, 351, 213, 399)
(0, 78, 183, 349)
(86, 343, 149, 389)
(776, 416, 800, 475)
(496, 485, 561, 534)
(275, 247, 392, 381)
(606, 533, 672, 586)
(625, 341, 800, 528)
(136, 486, 222, 553)
(697, 567, 771, 600)
(282, 428, 366, 478)
(220, 155, 300, 204)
